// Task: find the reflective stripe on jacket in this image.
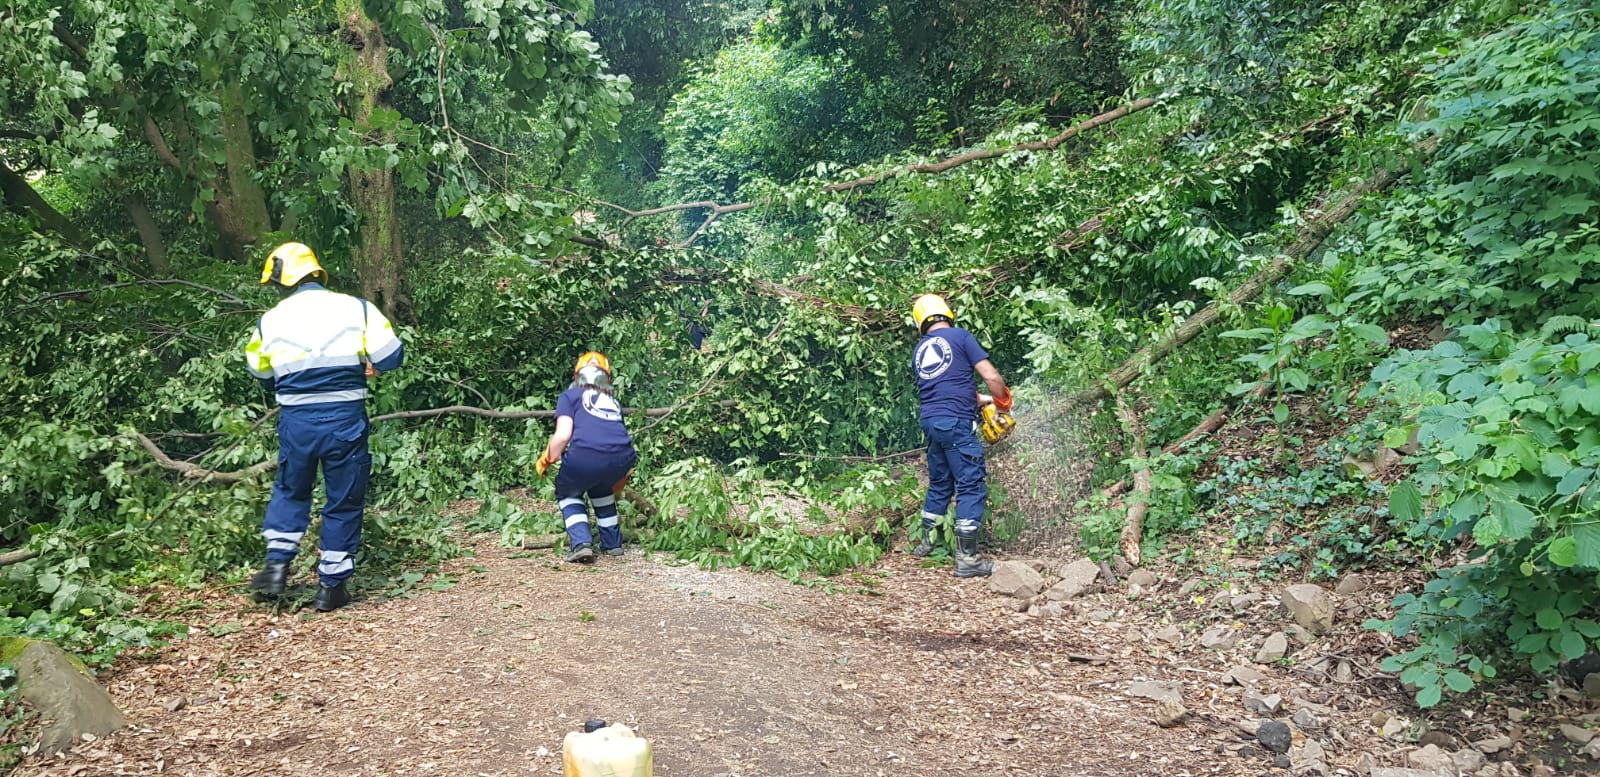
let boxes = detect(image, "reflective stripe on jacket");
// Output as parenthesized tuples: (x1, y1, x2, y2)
(243, 284, 403, 406)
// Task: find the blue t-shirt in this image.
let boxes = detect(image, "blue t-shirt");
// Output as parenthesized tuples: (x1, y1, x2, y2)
(914, 326, 990, 422)
(557, 386, 635, 455)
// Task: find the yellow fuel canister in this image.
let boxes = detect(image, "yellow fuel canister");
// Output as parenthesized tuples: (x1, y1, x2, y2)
(562, 721, 653, 777)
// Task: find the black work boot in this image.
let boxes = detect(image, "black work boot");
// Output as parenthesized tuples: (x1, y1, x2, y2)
(911, 527, 939, 557)
(566, 542, 596, 563)
(249, 562, 291, 597)
(952, 534, 993, 578)
(602, 546, 625, 557)
(313, 582, 351, 612)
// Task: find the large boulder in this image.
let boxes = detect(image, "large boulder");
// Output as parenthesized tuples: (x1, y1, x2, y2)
(988, 561, 1045, 599)
(1281, 584, 1336, 633)
(6, 638, 126, 754)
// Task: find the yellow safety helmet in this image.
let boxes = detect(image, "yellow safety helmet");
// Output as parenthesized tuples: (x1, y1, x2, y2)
(573, 351, 613, 387)
(911, 294, 955, 335)
(260, 242, 328, 287)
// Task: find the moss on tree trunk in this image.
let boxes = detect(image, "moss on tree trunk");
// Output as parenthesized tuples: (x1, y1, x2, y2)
(336, 0, 413, 322)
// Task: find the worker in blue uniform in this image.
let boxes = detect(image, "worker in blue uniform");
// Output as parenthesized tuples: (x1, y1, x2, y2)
(243, 242, 404, 611)
(908, 294, 1012, 578)
(536, 352, 638, 563)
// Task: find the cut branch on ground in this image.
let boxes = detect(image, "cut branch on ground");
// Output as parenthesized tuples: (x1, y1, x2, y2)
(1114, 396, 1151, 568)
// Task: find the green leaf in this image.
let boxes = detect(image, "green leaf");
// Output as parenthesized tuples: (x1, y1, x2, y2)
(1536, 608, 1564, 630)
(1550, 536, 1579, 567)
(1576, 523, 1600, 568)
(1443, 670, 1474, 693)
(1389, 481, 1424, 524)
(1495, 500, 1538, 540)
(1382, 426, 1415, 448)
(1288, 282, 1332, 297)
(1559, 630, 1588, 660)
(1416, 683, 1443, 708)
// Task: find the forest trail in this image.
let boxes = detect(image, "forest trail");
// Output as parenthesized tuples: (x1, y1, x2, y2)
(10, 535, 1259, 777)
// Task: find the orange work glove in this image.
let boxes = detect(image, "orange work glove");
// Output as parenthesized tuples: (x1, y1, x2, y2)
(993, 388, 1013, 413)
(612, 468, 634, 498)
(535, 451, 553, 478)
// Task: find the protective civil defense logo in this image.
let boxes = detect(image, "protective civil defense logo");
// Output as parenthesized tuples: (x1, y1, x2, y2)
(583, 390, 623, 421)
(915, 337, 954, 381)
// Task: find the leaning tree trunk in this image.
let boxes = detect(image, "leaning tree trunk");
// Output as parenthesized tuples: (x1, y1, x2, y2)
(121, 191, 169, 275)
(0, 156, 81, 243)
(336, 0, 413, 322)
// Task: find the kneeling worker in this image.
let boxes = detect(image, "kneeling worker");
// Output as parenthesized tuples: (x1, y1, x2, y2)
(536, 352, 638, 562)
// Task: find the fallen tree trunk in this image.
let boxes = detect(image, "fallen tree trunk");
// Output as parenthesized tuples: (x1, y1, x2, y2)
(1067, 136, 1440, 410)
(1115, 396, 1151, 567)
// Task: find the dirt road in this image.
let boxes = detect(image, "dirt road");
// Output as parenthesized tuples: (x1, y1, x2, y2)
(13, 537, 1253, 776)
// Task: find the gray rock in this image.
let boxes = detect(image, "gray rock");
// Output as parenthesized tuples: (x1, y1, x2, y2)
(1407, 744, 1456, 774)
(1153, 624, 1182, 643)
(1023, 559, 1050, 575)
(1087, 610, 1113, 622)
(1450, 749, 1485, 774)
(1225, 665, 1269, 686)
(1285, 623, 1316, 645)
(1472, 735, 1510, 754)
(1127, 569, 1158, 588)
(989, 561, 1046, 599)
(1257, 720, 1292, 754)
(1178, 579, 1204, 596)
(9, 638, 127, 754)
(1274, 754, 1292, 769)
(1231, 593, 1264, 609)
(1293, 739, 1330, 776)
(1561, 724, 1595, 745)
(1152, 699, 1188, 727)
(1113, 555, 1133, 576)
(1587, 673, 1600, 698)
(1049, 558, 1100, 600)
(1039, 601, 1067, 618)
(1582, 738, 1600, 760)
(1244, 691, 1283, 715)
(1128, 679, 1184, 705)
(1256, 632, 1289, 663)
(1291, 708, 1319, 730)
(1281, 584, 1336, 633)
(1200, 625, 1237, 649)
(1334, 660, 1354, 683)
(165, 695, 187, 713)
(1335, 573, 1368, 595)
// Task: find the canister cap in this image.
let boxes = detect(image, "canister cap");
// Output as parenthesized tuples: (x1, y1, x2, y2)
(583, 719, 608, 733)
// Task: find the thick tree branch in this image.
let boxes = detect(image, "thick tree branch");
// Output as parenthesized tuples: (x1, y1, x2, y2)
(823, 97, 1161, 194)
(0, 549, 41, 567)
(570, 97, 1159, 249)
(130, 401, 739, 481)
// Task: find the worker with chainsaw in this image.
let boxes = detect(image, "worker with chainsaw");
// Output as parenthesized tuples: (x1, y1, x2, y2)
(536, 352, 638, 563)
(243, 242, 404, 612)
(909, 294, 1014, 578)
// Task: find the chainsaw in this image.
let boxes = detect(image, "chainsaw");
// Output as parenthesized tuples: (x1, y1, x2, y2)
(979, 402, 1017, 445)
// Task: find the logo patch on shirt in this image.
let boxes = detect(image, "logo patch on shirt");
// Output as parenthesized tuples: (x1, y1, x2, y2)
(582, 390, 623, 422)
(915, 338, 954, 381)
